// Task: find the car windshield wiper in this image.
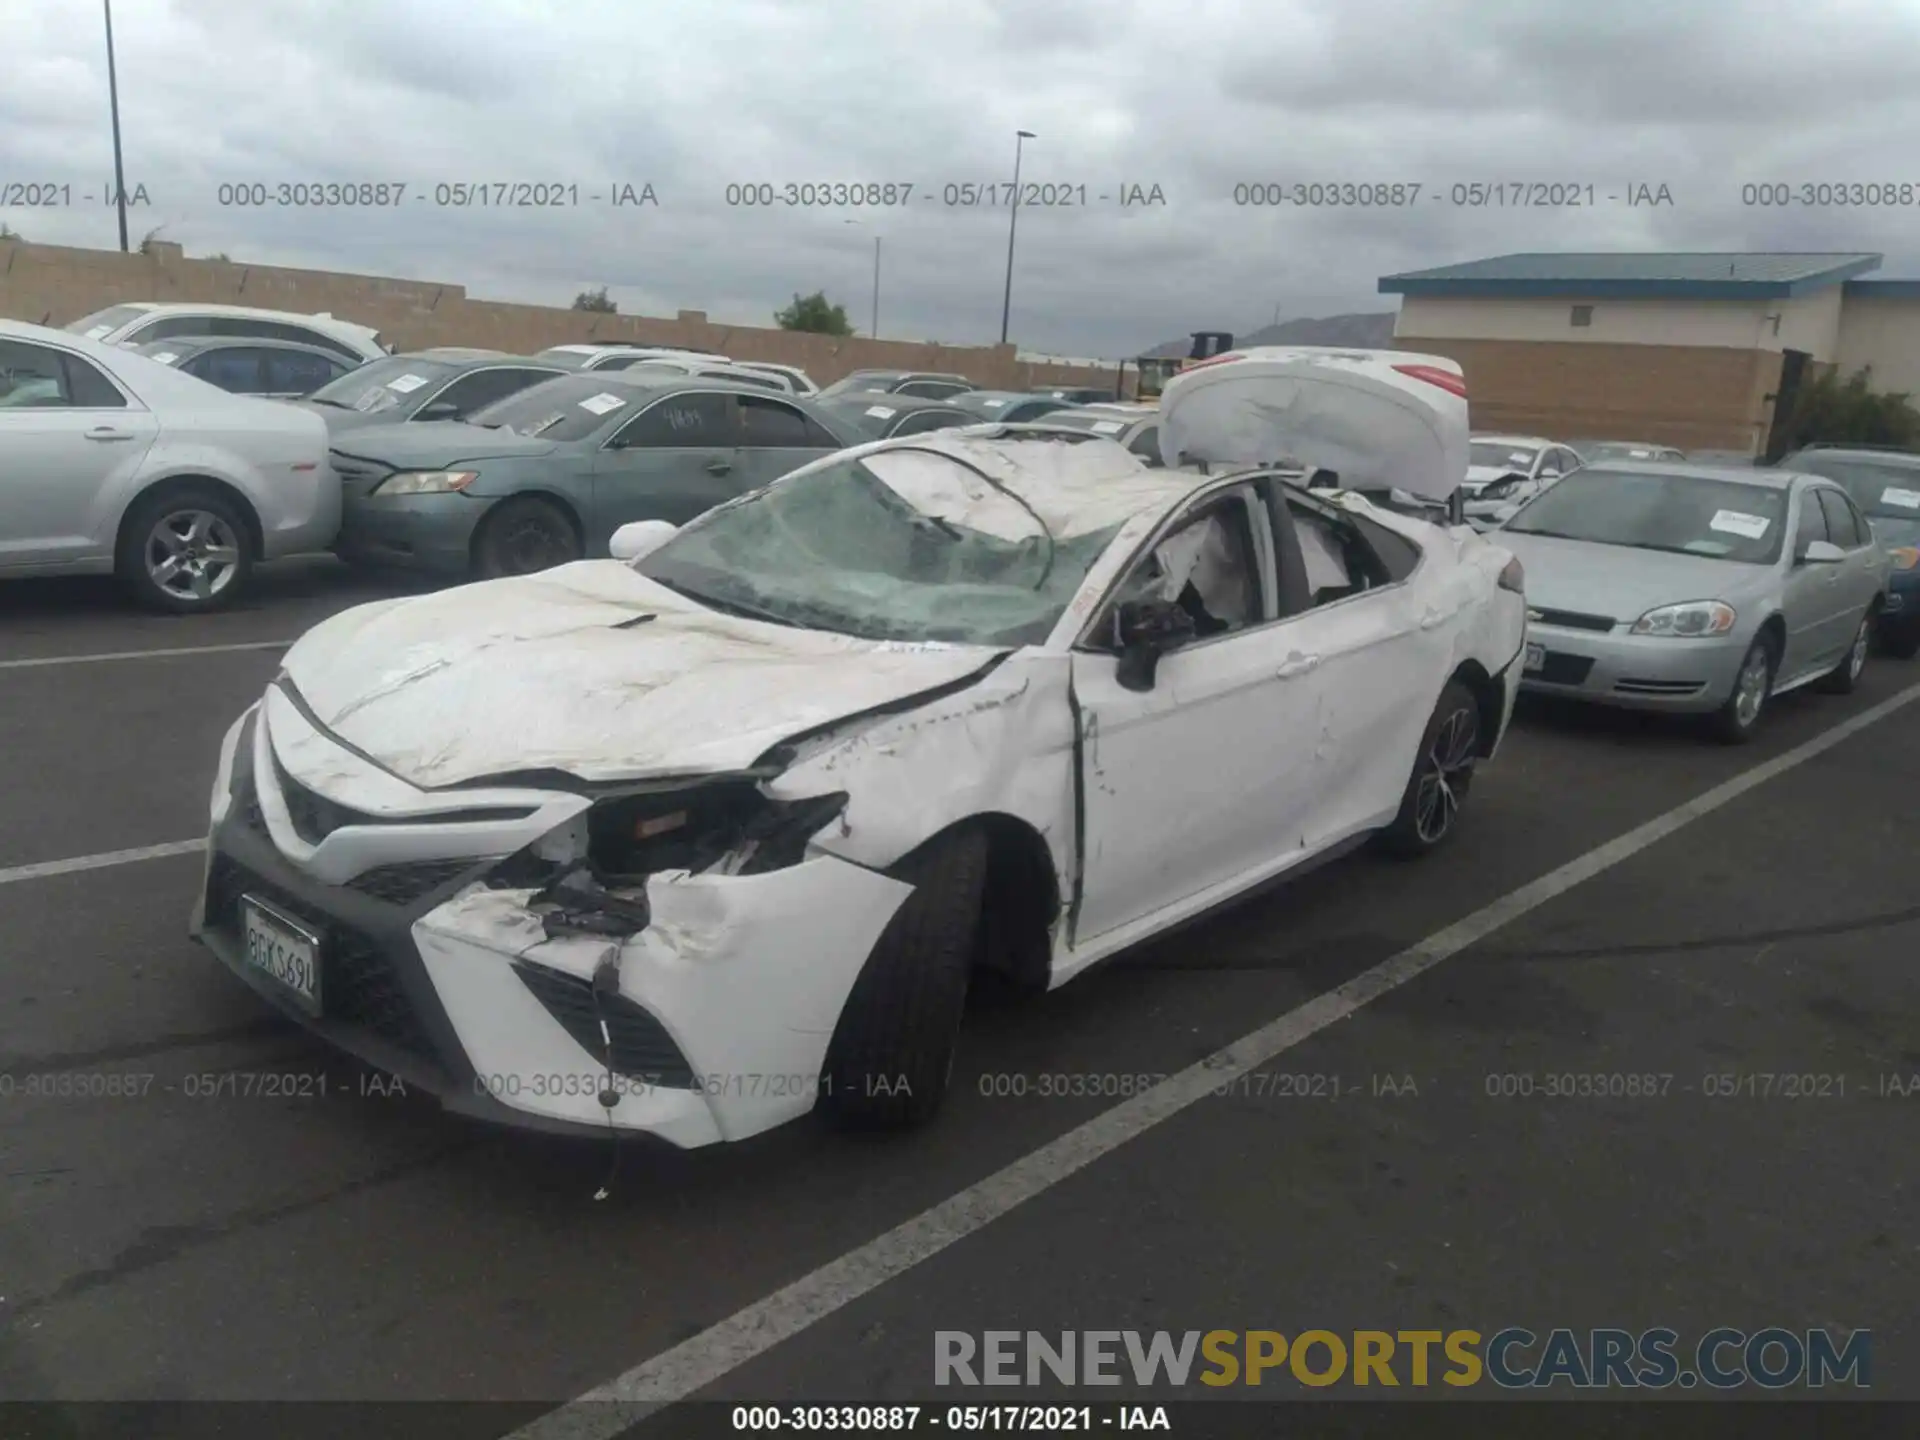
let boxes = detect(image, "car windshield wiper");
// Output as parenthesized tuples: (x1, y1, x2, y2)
(306, 397, 353, 409)
(1503, 527, 1588, 541)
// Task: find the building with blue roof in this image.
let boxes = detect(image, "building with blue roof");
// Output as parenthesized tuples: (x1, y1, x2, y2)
(1377, 252, 1920, 457)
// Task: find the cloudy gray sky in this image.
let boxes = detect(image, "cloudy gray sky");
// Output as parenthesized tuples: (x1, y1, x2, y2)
(7, 0, 1920, 356)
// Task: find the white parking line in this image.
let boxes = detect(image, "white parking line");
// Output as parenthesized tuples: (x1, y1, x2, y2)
(507, 677, 1920, 1440)
(0, 640, 292, 671)
(0, 839, 205, 888)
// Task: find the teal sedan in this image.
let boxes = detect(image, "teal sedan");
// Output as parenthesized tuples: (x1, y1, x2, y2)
(329, 372, 865, 578)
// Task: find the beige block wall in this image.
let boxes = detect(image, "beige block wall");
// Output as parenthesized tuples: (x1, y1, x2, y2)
(1396, 336, 1780, 454)
(0, 239, 1119, 392)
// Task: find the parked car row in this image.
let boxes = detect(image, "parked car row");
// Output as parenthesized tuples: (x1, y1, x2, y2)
(2, 302, 1139, 610)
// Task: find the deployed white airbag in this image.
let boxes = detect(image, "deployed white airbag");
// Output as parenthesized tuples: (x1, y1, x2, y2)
(1158, 346, 1469, 503)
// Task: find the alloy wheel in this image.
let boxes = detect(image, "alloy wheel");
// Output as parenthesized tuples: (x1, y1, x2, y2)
(1733, 646, 1771, 727)
(146, 509, 240, 603)
(1414, 705, 1480, 844)
(1847, 619, 1869, 681)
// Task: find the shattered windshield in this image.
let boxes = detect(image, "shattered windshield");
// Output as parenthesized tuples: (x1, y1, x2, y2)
(638, 449, 1123, 646)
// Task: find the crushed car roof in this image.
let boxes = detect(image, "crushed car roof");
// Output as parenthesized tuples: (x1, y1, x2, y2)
(856, 431, 1199, 539)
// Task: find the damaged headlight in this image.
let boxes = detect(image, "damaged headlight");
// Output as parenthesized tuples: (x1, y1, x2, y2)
(489, 782, 849, 939)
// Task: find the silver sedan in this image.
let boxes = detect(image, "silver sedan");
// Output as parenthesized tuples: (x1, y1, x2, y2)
(1495, 462, 1890, 742)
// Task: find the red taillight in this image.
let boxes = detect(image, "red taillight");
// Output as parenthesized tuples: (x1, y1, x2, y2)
(1180, 352, 1244, 374)
(1393, 363, 1467, 397)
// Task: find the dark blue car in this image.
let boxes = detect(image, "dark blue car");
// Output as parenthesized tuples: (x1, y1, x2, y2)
(1778, 445, 1920, 657)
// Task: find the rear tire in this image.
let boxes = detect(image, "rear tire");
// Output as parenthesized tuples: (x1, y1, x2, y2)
(472, 495, 581, 579)
(1709, 632, 1776, 744)
(1376, 680, 1481, 858)
(819, 825, 988, 1132)
(1815, 611, 1872, 694)
(115, 485, 255, 613)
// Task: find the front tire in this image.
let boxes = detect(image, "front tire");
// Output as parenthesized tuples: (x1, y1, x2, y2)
(1815, 611, 1872, 694)
(115, 485, 254, 613)
(1881, 620, 1920, 660)
(819, 825, 988, 1132)
(1376, 680, 1481, 858)
(472, 495, 582, 579)
(1709, 632, 1776, 744)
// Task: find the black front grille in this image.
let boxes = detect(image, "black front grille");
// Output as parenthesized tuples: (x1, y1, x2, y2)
(205, 854, 440, 1065)
(273, 754, 382, 845)
(346, 858, 482, 905)
(1535, 652, 1596, 686)
(511, 961, 696, 1088)
(1614, 678, 1706, 696)
(1531, 608, 1617, 632)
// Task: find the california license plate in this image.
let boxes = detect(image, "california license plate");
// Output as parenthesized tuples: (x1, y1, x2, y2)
(1524, 642, 1546, 673)
(241, 897, 322, 1015)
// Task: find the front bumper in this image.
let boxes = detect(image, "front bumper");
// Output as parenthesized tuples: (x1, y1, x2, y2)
(335, 492, 485, 574)
(1519, 623, 1748, 713)
(190, 700, 914, 1147)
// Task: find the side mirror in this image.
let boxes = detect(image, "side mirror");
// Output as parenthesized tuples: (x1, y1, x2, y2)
(414, 399, 461, 421)
(1798, 539, 1845, 565)
(1111, 597, 1196, 692)
(609, 519, 678, 563)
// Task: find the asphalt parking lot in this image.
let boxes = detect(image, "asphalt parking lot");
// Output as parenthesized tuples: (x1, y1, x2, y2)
(2, 559, 1915, 1431)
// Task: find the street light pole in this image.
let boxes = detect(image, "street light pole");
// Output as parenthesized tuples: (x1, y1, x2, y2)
(103, 0, 130, 252)
(998, 129, 1034, 346)
(872, 235, 881, 339)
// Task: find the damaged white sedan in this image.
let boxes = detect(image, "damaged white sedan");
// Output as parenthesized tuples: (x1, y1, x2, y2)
(190, 348, 1527, 1148)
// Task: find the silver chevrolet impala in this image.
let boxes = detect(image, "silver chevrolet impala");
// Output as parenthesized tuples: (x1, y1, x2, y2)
(1495, 462, 1890, 742)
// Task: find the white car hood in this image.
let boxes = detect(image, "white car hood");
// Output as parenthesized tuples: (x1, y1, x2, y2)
(279, 562, 1008, 787)
(1157, 346, 1469, 502)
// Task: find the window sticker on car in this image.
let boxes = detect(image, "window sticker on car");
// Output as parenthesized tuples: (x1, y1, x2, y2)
(578, 392, 628, 415)
(1709, 509, 1771, 539)
(386, 373, 430, 393)
(86, 324, 115, 339)
(1090, 420, 1125, 434)
(981, 397, 1007, 408)
(864, 405, 897, 419)
(151, 352, 178, 364)
(1509, 451, 1533, 466)
(1880, 486, 1920, 509)
(353, 389, 389, 412)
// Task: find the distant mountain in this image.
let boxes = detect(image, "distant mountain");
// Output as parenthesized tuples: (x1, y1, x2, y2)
(1142, 312, 1397, 357)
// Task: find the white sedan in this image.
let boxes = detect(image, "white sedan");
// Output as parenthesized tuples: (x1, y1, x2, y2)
(0, 318, 337, 610)
(188, 347, 1526, 1147)
(1461, 434, 1584, 527)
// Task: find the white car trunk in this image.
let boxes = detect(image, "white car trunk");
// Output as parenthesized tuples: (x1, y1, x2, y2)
(1157, 346, 1470, 501)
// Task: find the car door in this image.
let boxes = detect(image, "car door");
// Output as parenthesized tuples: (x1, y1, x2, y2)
(0, 338, 158, 565)
(1265, 488, 1441, 843)
(734, 392, 845, 489)
(1070, 484, 1320, 943)
(1818, 486, 1883, 635)
(589, 388, 744, 533)
(1780, 486, 1847, 676)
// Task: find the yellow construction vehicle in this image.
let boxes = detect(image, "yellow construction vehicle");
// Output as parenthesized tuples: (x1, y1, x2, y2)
(1121, 330, 1235, 401)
